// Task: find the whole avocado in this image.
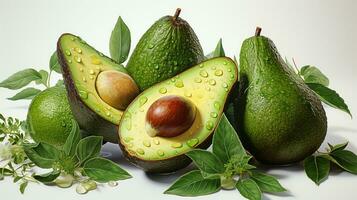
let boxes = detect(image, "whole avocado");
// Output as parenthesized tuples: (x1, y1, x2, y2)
(126, 8, 204, 91)
(237, 28, 327, 165)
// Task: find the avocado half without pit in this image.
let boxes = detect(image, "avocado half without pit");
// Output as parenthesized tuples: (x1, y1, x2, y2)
(118, 57, 238, 173)
(57, 33, 139, 143)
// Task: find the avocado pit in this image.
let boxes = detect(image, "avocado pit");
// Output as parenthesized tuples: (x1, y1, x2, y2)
(96, 70, 140, 110)
(145, 95, 196, 137)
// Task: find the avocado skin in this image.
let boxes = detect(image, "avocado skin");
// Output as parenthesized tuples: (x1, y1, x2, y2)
(57, 33, 118, 143)
(237, 35, 327, 165)
(126, 15, 204, 91)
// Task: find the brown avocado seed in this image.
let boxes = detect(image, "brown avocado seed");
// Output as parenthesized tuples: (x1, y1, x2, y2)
(145, 95, 196, 138)
(96, 70, 139, 110)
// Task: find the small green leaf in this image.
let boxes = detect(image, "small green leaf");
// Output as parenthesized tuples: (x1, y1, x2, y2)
(19, 181, 28, 194)
(186, 149, 225, 178)
(109, 16, 131, 64)
(0, 168, 12, 176)
(83, 157, 131, 182)
(0, 69, 42, 90)
(236, 178, 261, 200)
(300, 65, 329, 86)
(329, 142, 348, 153)
(14, 175, 22, 183)
(330, 150, 357, 174)
(49, 51, 62, 73)
(33, 171, 60, 183)
(250, 171, 286, 193)
(76, 136, 102, 164)
(35, 70, 49, 86)
(7, 87, 41, 101)
(164, 170, 221, 196)
(63, 120, 80, 156)
(306, 83, 351, 117)
(213, 38, 225, 57)
(24, 143, 60, 168)
(303, 155, 330, 185)
(213, 114, 246, 164)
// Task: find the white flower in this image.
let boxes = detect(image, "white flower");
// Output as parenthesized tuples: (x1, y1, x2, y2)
(0, 143, 12, 160)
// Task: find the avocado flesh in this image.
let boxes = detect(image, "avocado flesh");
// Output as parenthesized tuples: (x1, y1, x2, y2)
(119, 57, 238, 173)
(238, 34, 327, 164)
(126, 15, 204, 91)
(57, 33, 128, 143)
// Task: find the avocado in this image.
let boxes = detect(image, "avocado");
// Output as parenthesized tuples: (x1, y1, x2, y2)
(237, 28, 327, 164)
(126, 8, 204, 91)
(119, 57, 238, 173)
(57, 33, 139, 143)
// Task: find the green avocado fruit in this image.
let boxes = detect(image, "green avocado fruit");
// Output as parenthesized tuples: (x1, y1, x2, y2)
(57, 33, 140, 143)
(27, 86, 75, 147)
(237, 28, 327, 165)
(126, 8, 204, 91)
(119, 57, 238, 173)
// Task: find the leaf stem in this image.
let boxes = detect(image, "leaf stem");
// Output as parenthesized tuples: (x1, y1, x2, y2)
(173, 8, 181, 21)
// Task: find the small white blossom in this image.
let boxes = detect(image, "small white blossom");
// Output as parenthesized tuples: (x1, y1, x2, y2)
(0, 143, 12, 160)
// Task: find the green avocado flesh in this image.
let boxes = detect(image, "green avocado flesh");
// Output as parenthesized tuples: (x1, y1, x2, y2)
(237, 33, 327, 164)
(119, 57, 238, 172)
(57, 33, 128, 143)
(126, 14, 204, 91)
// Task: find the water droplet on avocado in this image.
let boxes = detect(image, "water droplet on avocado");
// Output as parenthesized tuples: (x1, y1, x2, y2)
(68, 59, 72, 63)
(82, 77, 86, 82)
(205, 120, 214, 130)
(75, 56, 82, 63)
(143, 140, 151, 147)
(199, 64, 204, 68)
(74, 47, 82, 54)
(70, 37, 76, 41)
(80, 68, 84, 72)
(230, 74, 235, 79)
(187, 138, 199, 147)
(157, 150, 164, 156)
(139, 96, 148, 106)
(106, 112, 111, 117)
(222, 83, 228, 88)
(136, 148, 145, 155)
(90, 76, 95, 80)
(184, 91, 192, 97)
(205, 86, 211, 91)
(89, 69, 95, 75)
(214, 69, 223, 76)
(170, 78, 176, 82)
(223, 61, 227, 65)
(91, 55, 102, 65)
(153, 138, 160, 145)
(79, 90, 88, 99)
(148, 44, 154, 49)
(199, 70, 208, 78)
(99, 52, 104, 57)
(210, 112, 218, 118)
(61, 121, 66, 127)
(175, 80, 184, 88)
(154, 65, 159, 70)
(194, 77, 202, 83)
(173, 61, 178, 66)
(171, 142, 183, 148)
(211, 66, 216, 70)
(124, 137, 133, 143)
(228, 68, 232, 72)
(65, 50, 71, 56)
(209, 79, 216, 86)
(159, 87, 167, 94)
(214, 101, 221, 110)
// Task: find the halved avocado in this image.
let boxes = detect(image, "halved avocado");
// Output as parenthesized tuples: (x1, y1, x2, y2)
(118, 57, 238, 173)
(57, 33, 134, 143)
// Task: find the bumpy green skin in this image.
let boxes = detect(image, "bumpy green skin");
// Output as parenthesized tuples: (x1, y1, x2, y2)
(238, 35, 327, 164)
(27, 86, 75, 147)
(126, 15, 204, 91)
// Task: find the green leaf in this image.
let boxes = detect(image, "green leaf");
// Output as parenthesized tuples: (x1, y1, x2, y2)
(306, 83, 351, 117)
(303, 155, 330, 185)
(329, 142, 348, 153)
(76, 136, 102, 164)
(330, 150, 357, 174)
(236, 178, 261, 200)
(213, 114, 246, 164)
(0, 168, 12, 176)
(24, 143, 60, 168)
(109, 16, 131, 64)
(300, 65, 329, 86)
(164, 170, 221, 196)
(213, 38, 225, 57)
(33, 171, 60, 183)
(7, 87, 41, 101)
(186, 149, 225, 178)
(0, 69, 42, 89)
(14, 175, 22, 183)
(49, 51, 62, 73)
(63, 120, 80, 156)
(83, 157, 131, 182)
(55, 79, 64, 86)
(250, 171, 286, 193)
(19, 181, 28, 194)
(35, 70, 49, 86)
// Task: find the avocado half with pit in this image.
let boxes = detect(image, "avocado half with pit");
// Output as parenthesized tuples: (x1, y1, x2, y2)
(57, 33, 139, 143)
(118, 57, 238, 173)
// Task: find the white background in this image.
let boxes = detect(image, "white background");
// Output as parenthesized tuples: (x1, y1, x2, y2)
(1, 0, 357, 199)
